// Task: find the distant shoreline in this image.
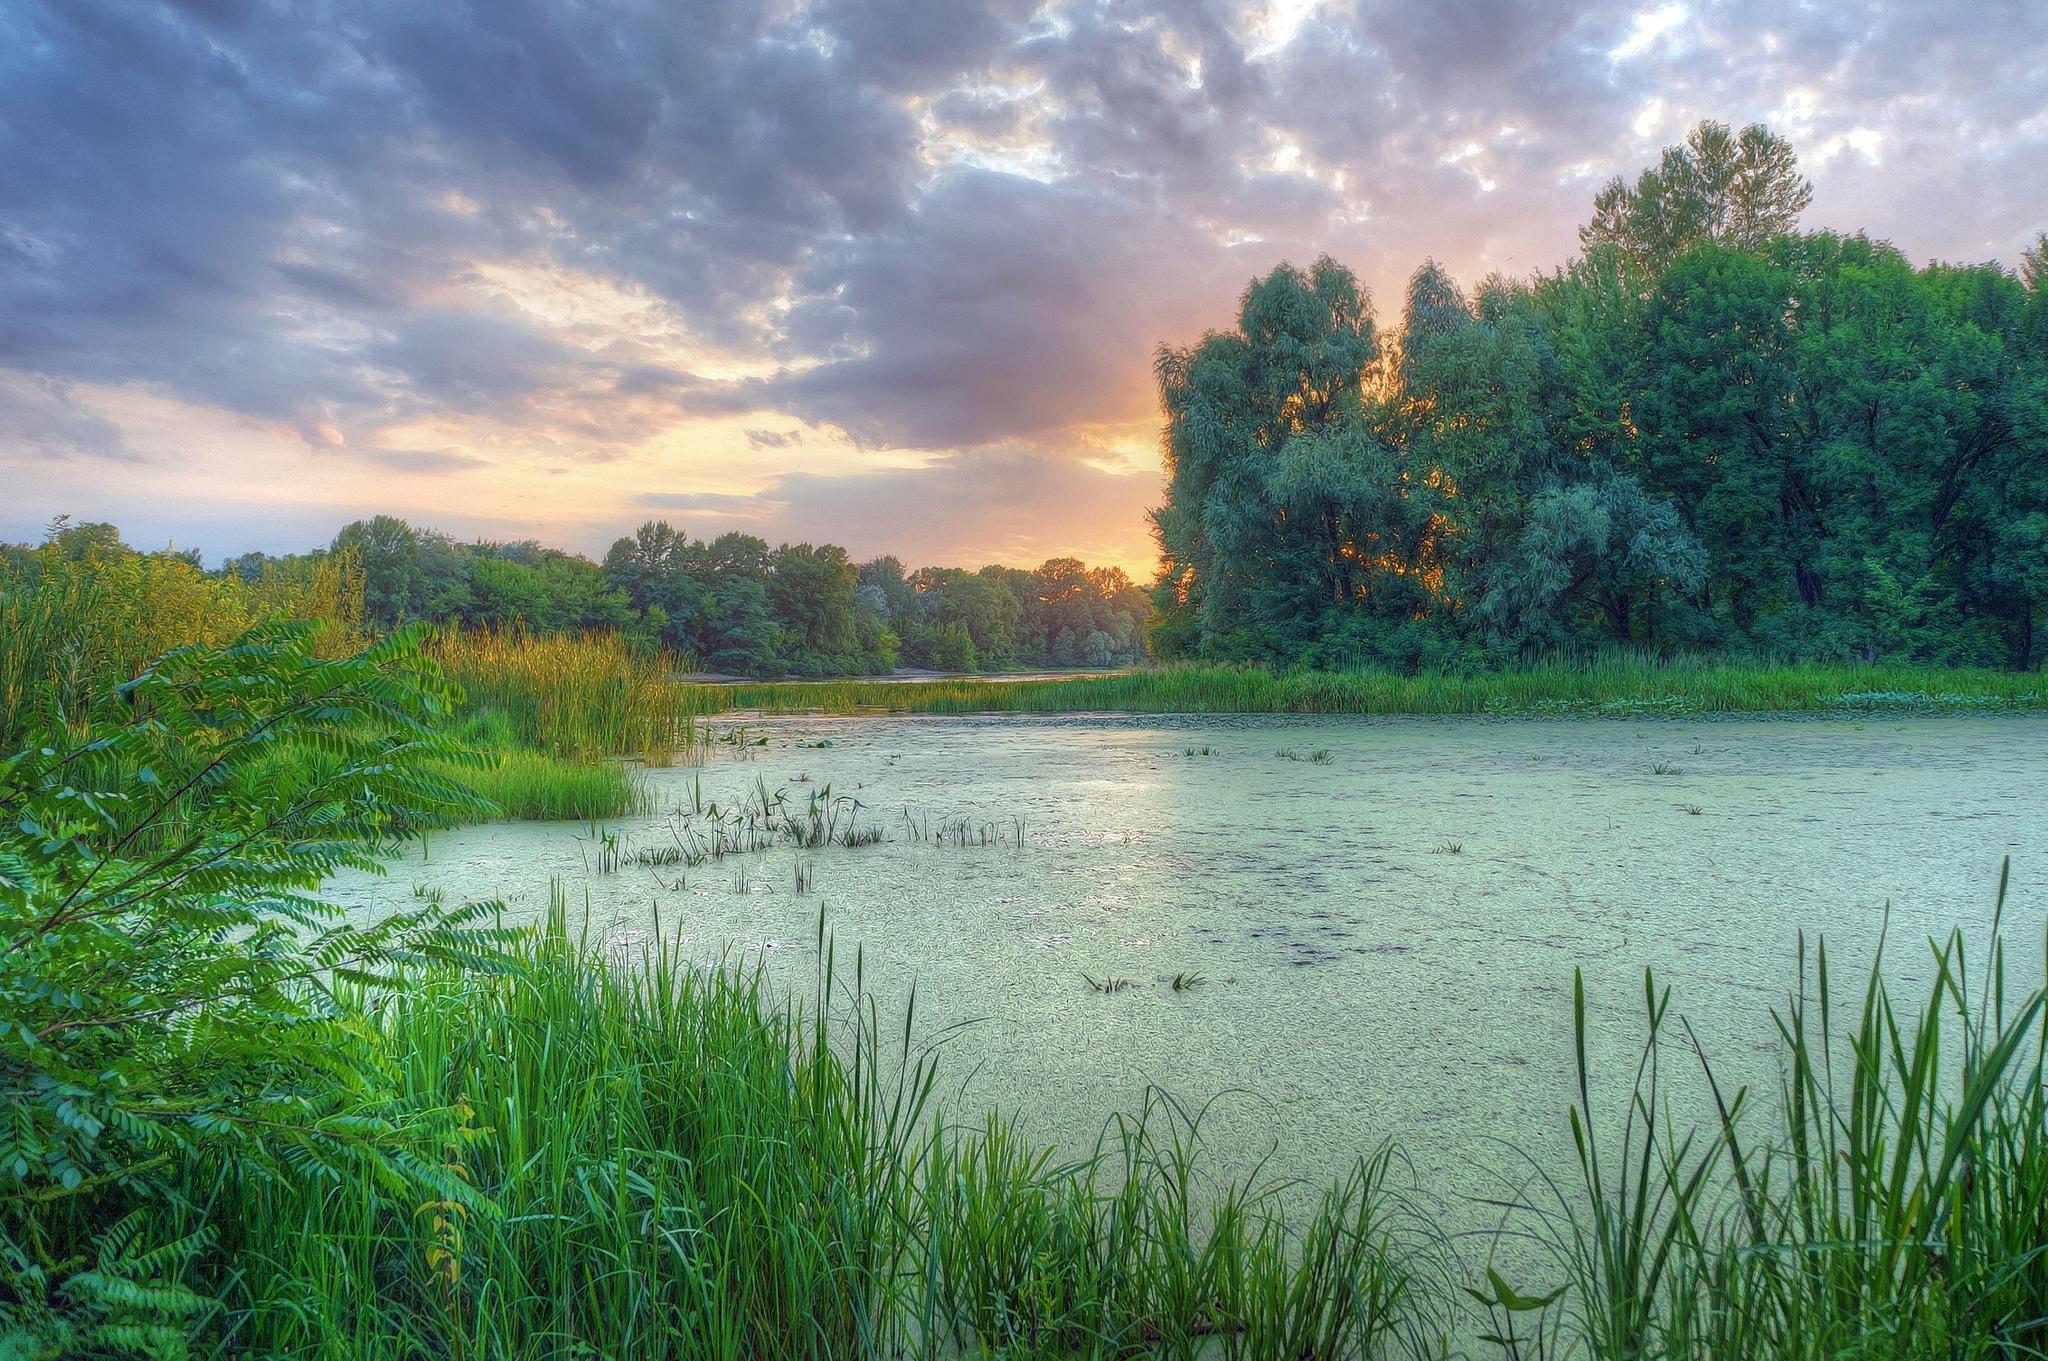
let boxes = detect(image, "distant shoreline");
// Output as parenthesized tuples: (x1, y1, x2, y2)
(674, 659, 2048, 719)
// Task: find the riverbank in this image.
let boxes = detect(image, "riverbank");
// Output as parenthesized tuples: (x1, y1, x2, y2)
(693, 657, 2048, 718)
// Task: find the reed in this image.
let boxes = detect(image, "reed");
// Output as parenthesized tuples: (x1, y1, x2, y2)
(171, 902, 1442, 1359)
(693, 656, 2048, 719)
(430, 626, 698, 761)
(425, 748, 645, 821)
(1481, 864, 2048, 1359)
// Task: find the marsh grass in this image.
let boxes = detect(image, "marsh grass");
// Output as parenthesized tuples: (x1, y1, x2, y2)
(167, 902, 1441, 1358)
(429, 746, 645, 821)
(646, 779, 886, 866)
(905, 811, 1029, 848)
(700, 656, 2048, 719)
(431, 627, 698, 761)
(1479, 862, 2048, 1359)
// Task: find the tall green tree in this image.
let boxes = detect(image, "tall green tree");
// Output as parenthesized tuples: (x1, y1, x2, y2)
(1582, 120, 1813, 276)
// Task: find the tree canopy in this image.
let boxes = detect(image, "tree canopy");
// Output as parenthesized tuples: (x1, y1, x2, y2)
(1152, 121, 2048, 670)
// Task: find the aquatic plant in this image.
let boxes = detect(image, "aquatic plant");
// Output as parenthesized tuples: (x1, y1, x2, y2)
(1084, 975, 1137, 994)
(695, 655, 2048, 719)
(1478, 868, 2048, 1360)
(429, 626, 697, 762)
(434, 746, 645, 821)
(1651, 762, 1683, 775)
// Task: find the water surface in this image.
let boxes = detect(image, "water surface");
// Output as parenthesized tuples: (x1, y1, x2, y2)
(330, 713, 2047, 1225)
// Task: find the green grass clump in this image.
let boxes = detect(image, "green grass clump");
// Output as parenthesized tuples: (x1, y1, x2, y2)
(695, 655, 2047, 718)
(436, 747, 645, 821)
(1481, 866, 2048, 1359)
(173, 905, 1438, 1359)
(432, 626, 698, 760)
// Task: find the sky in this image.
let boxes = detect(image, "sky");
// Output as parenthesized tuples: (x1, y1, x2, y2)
(3, 1, 2044, 576)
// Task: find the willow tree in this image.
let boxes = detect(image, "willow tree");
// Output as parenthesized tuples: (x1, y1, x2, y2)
(1150, 257, 1396, 659)
(1582, 120, 1812, 277)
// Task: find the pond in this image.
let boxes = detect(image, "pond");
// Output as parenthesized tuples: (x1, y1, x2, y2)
(328, 712, 2048, 1229)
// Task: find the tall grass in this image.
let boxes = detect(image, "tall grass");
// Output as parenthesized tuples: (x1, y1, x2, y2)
(431, 627, 698, 761)
(698, 656, 2048, 718)
(1485, 863, 2048, 1359)
(35, 873, 2048, 1358)
(181, 900, 1441, 1359)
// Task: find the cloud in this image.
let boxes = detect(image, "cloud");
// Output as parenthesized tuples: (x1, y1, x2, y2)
(1, 0, 2042, 574)
(761, 445, 1164, 569)
(0, 373, 140, 463)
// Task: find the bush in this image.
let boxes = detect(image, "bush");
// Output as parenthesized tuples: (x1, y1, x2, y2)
(0, 625, 510, 1351)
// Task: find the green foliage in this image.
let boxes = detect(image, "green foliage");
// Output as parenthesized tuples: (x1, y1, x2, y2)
(1151, 121, 2048, 670)
(1485, 868, 2048, 1359)
(1581, 119, 1814, 275)
(0, 524, 364, 749)
(706, 655, 2048, 717)
(0, 624, 512, 1351)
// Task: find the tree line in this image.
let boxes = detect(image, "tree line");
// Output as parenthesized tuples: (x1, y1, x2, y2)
(41, 515, 1155, 678)
(1153, 120, 2048, 669)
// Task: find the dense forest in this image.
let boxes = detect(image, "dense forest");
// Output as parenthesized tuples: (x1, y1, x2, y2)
(1153, 121, 2048, 670)
(7, 516, 1153, 679)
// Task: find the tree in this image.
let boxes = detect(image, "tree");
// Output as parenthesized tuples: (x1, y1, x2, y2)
(1582, 120, 1812, 276)
(332, 515, 427, 628)
(1152, 257, 1382, 659)
(767, 543, 859, 671)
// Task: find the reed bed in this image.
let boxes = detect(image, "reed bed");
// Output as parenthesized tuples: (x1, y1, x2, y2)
(698, 657, 2047, 718)
(181, 901, 1443, 1360)
(431, 627, 698, 761)
(26, 870, 2047, 1357)
(432, 748, 647, 821)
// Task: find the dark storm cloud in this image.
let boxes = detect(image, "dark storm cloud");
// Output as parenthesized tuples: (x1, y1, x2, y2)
(3, 0, 2045, 558)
